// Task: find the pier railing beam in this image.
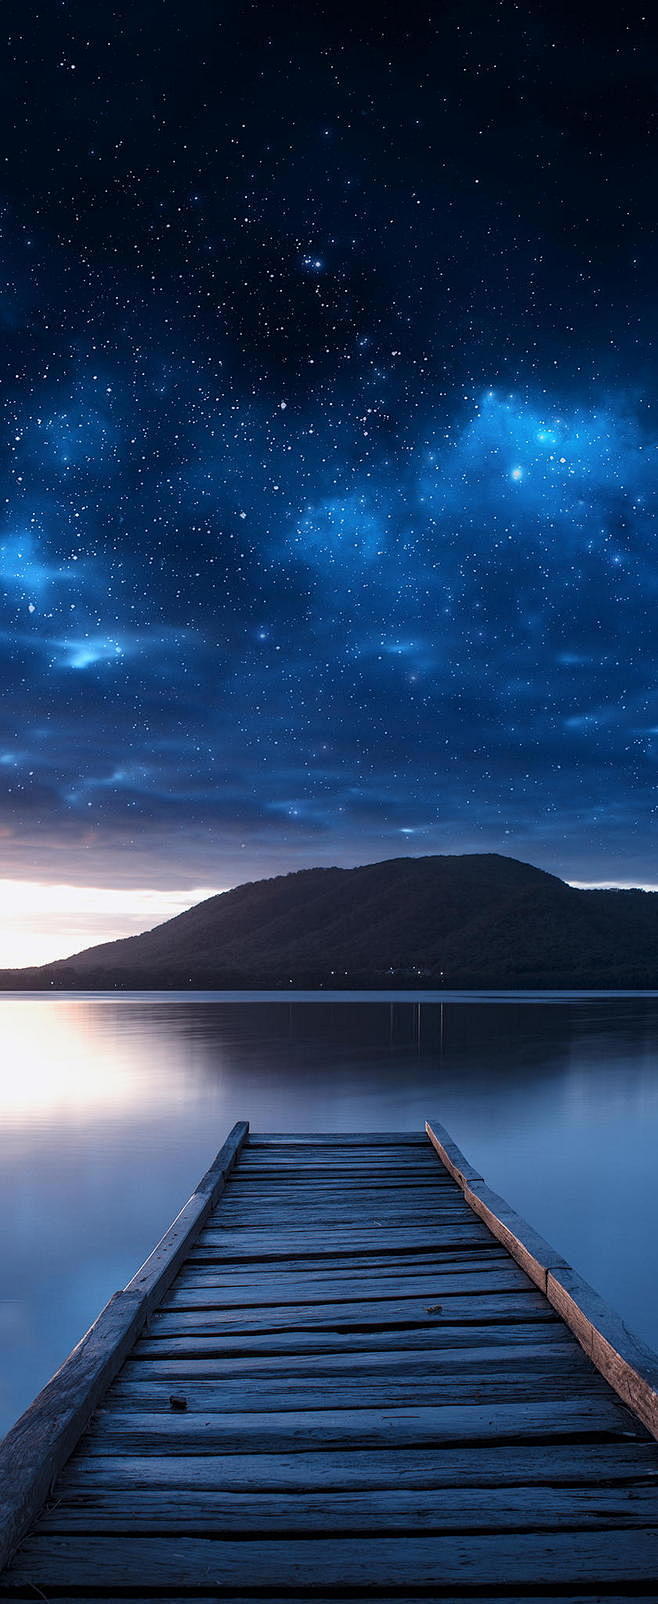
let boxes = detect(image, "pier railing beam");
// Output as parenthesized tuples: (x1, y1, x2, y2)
(0, 1119, 248, 1573)
(426, 1118, 658, 1442)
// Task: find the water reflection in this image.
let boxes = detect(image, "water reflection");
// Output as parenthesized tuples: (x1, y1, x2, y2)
(0, 999, 166, 1120)
(1, 992, 658, 1437)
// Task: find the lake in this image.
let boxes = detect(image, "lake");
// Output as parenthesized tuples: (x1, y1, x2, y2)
(2, 989, 658, 1439)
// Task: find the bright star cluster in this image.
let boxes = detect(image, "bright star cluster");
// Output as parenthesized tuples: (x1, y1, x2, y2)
(0, 0, 656, 895)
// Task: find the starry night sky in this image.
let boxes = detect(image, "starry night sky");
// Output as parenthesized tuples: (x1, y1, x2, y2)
(1, 0, 657, 897)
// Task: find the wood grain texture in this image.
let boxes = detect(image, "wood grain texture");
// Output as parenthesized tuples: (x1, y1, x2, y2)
(165, 1265, 531, 1307)
(84, 1397, 643, 1453)
(0, 1596, 648, 1604)
(212, 1207, 473, 1221)
(149, 1289, 557, 1335)
(103, 1373, 611, 1412)
(58, 1439, 658, 1492)
(194, 1225, 498, 1258)
(248, 1133, 429, 1144)
(547, 1265, 658, 1441)
(173, 1265, 530, 1299)
(425, 1117, 658, 1444)
(0, 1595, 646, 1604)
(5, 1530, 658, 1591)
(182, 1248, 509, 1281)
(4, 1121, 658, 1599)
(228, 1176, 450, 1190)
(120, 1336, 587, 1380)
(36, 1481, 658, 1533)
(134, 1318, 568, 1359)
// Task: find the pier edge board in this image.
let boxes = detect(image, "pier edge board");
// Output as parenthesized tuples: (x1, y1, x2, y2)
(0, 1119, 249, 1574)
(425, 1117, 658, 1441)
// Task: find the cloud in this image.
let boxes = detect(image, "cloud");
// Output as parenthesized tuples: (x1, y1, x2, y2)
(0, 198, 656, 892)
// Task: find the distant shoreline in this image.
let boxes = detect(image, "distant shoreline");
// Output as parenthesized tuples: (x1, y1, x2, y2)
(4, 978, 658, 997)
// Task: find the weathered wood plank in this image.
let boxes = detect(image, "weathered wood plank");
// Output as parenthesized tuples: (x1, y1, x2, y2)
(235, 1169, 455, 1179)
(194, 1226, 497, 1258)
(103, 1373, 614, 1412)
(184, 1249, 509, 1280)
(239, 1149, 445, 1162)
(84, 1397, 644, 1453)
(210, 1199, 468, 1206)
(188, 1242, 498, 1270)
(209, 1209, 475, 1227)
(229, 1182, 456, 1192)
(180, 1264, 510, 1293)
(229, 1182, 454, 1195)
(174, 1263, 529, 1296)
(425, 1120, 485, 1187)
(245, 1164, 434, 1174)
(456, 1179, 571, 1295)
(233, 1165, 453, 1178)
(135, 1321, 567, 1359)
(227, 1178, 460, 1191)
(165, 1266, 532, 1309)
(0, 1591, 641, 1604)
(248, 1133, 429, 1144)
(178, 1251, 513, 1276)
(120, 1337, 588, 1381)
(233, 1156, 440, 1169)
(35, 1481, 658, 1534)
(0, 1595, 646, 1604)
(234, 1163, 445, 1176)
(149, 1289, 558, 1334)
(58, 1440, 658, 1493)
(209, 1212, 476, 1230)
(221, 1178, 458, 1192)
(227, 1168, 454, 1179)
(210, 1208, 474, 1222)
(0, 1595, 644, 1604)
(233, 1158, 454, 1171)
(6, 1530, 658, 1590)
(231, 1173, 447, 1186)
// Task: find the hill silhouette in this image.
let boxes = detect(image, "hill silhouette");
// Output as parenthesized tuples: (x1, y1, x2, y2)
(3, 852, 658, 989)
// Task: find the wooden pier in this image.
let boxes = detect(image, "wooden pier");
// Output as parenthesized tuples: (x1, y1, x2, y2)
(2, 1120, 658, 1597)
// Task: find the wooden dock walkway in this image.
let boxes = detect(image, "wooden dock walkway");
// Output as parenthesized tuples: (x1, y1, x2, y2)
(2, 1120, 658, 1598)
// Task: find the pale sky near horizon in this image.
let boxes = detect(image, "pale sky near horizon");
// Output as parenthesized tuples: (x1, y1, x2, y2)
(0, 883, 223, 969)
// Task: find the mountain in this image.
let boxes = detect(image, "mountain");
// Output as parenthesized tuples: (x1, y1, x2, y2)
(4, 851, 658, 989)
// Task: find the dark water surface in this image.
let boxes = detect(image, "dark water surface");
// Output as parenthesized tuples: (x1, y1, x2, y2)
(2, 990, 658, 1438)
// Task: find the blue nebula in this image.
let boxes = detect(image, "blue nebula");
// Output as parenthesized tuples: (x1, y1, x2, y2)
(0, 0, 655, 890)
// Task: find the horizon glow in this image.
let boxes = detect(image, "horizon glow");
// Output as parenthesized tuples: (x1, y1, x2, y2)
(0, 882, 222, 969)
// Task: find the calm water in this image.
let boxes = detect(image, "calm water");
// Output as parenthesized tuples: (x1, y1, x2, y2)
(2, 990, 658, 1438)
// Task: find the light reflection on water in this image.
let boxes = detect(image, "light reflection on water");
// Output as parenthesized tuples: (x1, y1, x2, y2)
(1, 990, 658, 1437)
